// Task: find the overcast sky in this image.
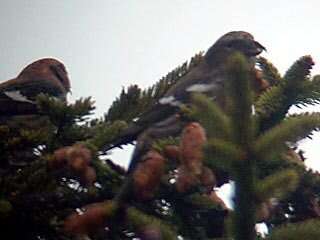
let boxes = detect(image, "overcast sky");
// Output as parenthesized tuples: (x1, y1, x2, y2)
(1, 1, 320, 170)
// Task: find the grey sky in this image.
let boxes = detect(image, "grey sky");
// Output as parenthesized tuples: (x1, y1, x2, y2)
(1, 1, 320, 169)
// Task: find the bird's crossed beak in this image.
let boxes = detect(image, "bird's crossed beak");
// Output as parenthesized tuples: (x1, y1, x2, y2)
(254, 41, 267, 54)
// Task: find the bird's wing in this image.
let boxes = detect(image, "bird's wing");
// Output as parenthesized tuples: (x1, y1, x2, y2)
(102, 63, 225, 152)
(159, 63, 225, 107)
(0, 80, 45, 116)
(3, 91, 34, 103)
(0, 78, 64, 101)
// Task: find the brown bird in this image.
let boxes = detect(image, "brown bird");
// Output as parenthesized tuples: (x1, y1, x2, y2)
(103, 31, 266, 173)
(0, 58, 71, 116)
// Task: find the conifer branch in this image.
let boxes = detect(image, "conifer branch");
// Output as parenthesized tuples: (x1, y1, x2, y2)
(283, 55, 314, 86)
(225, 53, 256, 240)
(257, 57, 282, 86)
(296, 75, 320, 106)
(36, 94, 95, 124)
(266, 219, 320, 240)
(189, 93, 231, 139)
(126, 207, 177, 240)
(105, 53, 203, 123)
(254, 113, 320, 158)
(204, 139, 244, 171)
(226, 53, 254, 146)
(255, 56, 315, 131)
(255, 169, 299, 202)
(88, 120, 128, 150)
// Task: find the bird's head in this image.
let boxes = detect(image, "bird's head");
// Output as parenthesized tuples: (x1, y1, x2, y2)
(18, 58, 71, 93)
(205, 31, 266, 64)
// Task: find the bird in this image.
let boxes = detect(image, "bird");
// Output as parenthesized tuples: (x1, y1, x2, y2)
(0, 58, 71, 116)
(0, 58, 71, 168)
(103, 31, 266, 172)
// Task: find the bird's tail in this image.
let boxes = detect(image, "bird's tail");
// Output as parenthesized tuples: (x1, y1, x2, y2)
(0, 99, 38, 116)
(102, 103, 179, 152)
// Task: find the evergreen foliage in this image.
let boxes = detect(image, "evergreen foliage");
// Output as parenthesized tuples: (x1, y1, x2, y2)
(1, 51, 320, 240)
(105, 53, 203, 123)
